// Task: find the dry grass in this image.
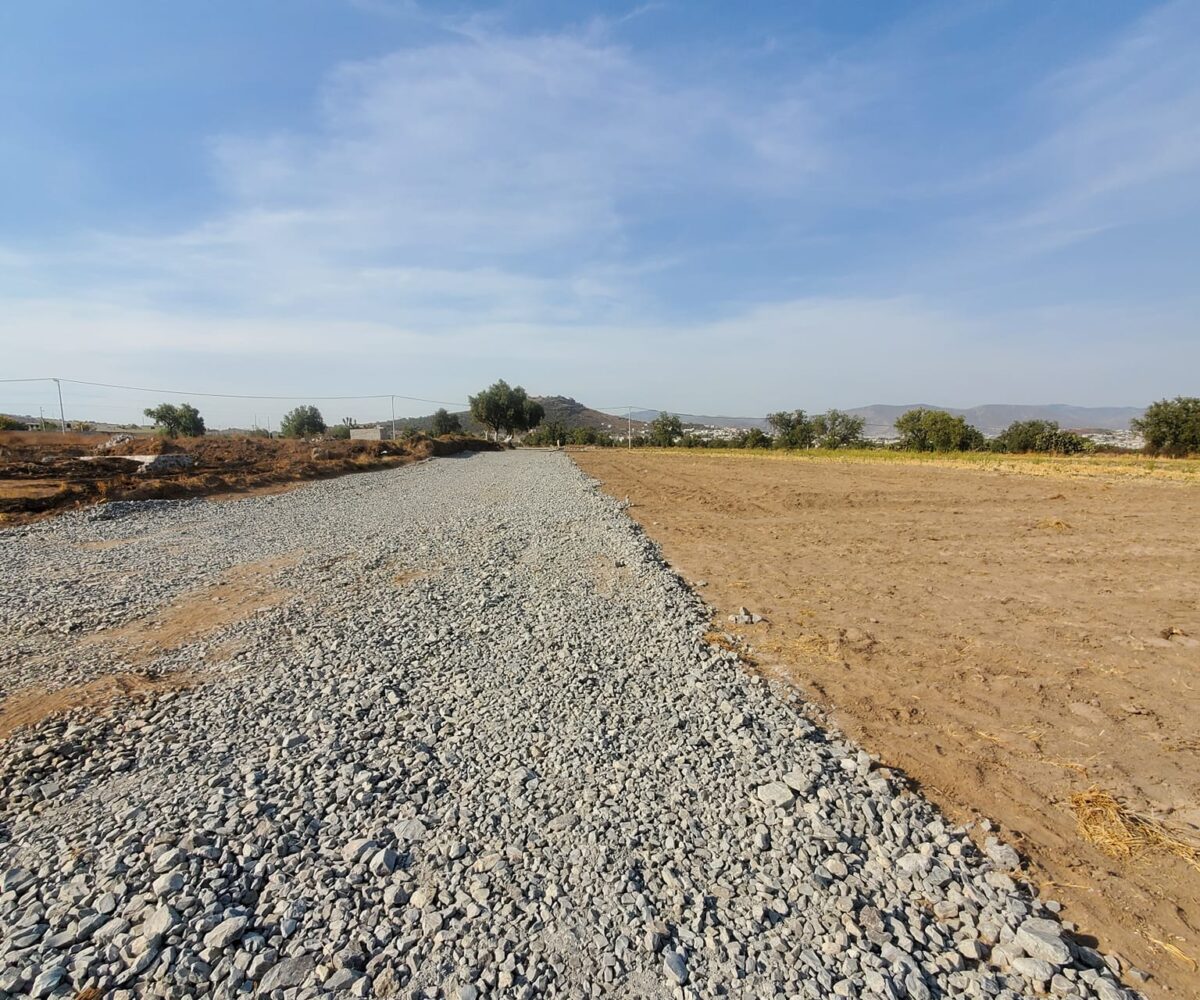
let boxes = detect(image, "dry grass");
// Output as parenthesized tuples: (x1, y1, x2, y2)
(1035, 517, 1073, 532)
(1044, 756, 1092, 778)
(1145, 935, 1198, 972)
(702, 630, 738, 653)
(1071, 787, 1200, 872)
(630, 447, 1200, 483)
(703, 630, 757, 665)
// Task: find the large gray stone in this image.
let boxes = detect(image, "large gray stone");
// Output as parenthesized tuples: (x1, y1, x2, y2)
(258, 953, 315, 991)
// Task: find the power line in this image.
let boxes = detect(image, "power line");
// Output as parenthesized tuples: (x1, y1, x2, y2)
(3, 376, 468, 408)
(62, 378, 469, 407)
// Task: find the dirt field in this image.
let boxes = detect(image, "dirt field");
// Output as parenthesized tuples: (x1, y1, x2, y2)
(0, 431, 499, 524)
(574, 448, 1200, 996)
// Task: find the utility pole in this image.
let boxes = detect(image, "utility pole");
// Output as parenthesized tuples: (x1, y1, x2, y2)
(627, 407, 632, 450)
(390, 395, 396, 440)
(39, 406, 45, 431)
(52, 378, 66, 435)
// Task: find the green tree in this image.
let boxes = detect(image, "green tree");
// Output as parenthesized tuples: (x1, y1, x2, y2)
(328, 424, 352, 440)
(565, 426, 612, 446)
(992, 419, 1057, 453)
(280, 405, 327, 438)
(992, 419, 1090, 455)
(811, 409, 866, 449)
(648, 412, 684, 447)
(1045, 429, 1089, 455)
(468, 380, 544, 439)
(143, 402, 206, 437)
(0, 415, 29, 431)
(766, 410, 815, 449)
(430, 408, 463, 436)
(524, 420, 567, 446)
(1132, 397, 1200, 457)
(895, 408, 984, 451)
(734, 427, 772, 449)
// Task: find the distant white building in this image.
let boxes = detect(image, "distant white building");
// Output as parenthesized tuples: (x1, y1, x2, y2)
(349, 426, 384, 441)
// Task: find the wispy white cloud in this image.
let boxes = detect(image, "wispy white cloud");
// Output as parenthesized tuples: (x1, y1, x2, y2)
(989, 1, 1200, 247)
(6, 26, 832, 333)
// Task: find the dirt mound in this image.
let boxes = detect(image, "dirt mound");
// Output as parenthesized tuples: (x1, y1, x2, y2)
(103, 435, 182, 456)
(0, 431, 502, 524)
(0, 671, 194, 741)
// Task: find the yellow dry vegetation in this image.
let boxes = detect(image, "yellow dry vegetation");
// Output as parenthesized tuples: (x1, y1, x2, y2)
(631, 447, 1200, 483)
(1071, 787, 1200, 873)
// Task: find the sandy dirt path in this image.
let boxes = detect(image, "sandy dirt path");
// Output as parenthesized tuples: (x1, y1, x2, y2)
(574, 448, 1200, 997)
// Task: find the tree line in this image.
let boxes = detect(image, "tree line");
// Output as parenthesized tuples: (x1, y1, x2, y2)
(115, 393, 1200, 458)
(134, 381, 544, 442)
(620, 398, 1200, 456)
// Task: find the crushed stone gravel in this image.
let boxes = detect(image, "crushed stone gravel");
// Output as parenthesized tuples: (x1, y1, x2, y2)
(0, 451, 1143, 999)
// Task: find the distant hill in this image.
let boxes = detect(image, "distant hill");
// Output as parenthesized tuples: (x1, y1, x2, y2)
(537, 397, 648, 433)
(392, 396, 645, 437)
(629, 409, 767, 430)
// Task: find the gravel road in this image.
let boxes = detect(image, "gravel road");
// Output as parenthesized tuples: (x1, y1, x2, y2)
(0, 451, 1142, 999)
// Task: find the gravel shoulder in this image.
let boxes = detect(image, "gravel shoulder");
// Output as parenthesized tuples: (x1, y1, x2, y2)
(0, 451, 1145, 998)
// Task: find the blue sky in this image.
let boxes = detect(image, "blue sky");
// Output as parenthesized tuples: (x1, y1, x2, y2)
(2, 1, 1197, 426)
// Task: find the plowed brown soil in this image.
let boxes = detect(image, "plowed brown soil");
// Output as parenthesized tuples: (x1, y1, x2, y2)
(2, 554, 301, 740)
(0, 431, 500, 524)
(0, 671, 195, 741)
(575, 448, 1200, 997)
(79, 553, 300, 663)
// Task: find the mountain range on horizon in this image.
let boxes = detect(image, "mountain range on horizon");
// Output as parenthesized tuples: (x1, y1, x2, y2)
(627, 402, 1145, 437)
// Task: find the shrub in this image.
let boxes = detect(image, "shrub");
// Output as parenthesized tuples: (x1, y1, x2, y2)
(811, 409, 866, 449)
(523, 420, 567, 446)
(895, 408, 984, 451)
(280, 405, 327, 438)
(0, 415, 29, 431)
(992, 420, 1091, 454)
(144, 402, 205, 437)
(1132, 397, 1200, 457)
(733, 427, 772, 449)
(648, 413, 683, 447)
(992, 419, 1055, 453)
(1045, 430, 1090, 455)
(430, 408, 463, 436)
(767, 409, 865, 449)
(568, 426, 612, 446)
(328, 425, 352, 440)
(766, 410, 815, 449)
